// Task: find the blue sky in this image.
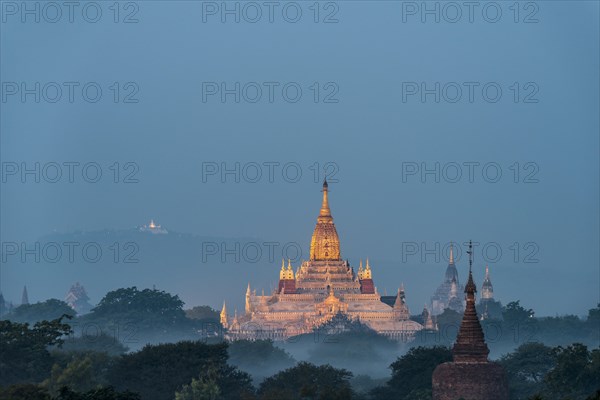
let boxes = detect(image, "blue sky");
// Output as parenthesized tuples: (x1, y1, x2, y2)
(1, 1, 598, 316)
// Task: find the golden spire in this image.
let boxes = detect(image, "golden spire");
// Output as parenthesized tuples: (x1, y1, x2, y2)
(245, 285, 252, 314)
(320, 178, 331, 217)
(309, 179, 341, 261)
(232, 309, 239, 326)
(220, 301, 228, 328)
(363, 258, 372, 279)
(280, 259, 286, 280)
(449, 242, 454, 264)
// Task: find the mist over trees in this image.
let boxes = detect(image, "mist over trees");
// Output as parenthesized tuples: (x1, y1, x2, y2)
(1, 287, 599, 399)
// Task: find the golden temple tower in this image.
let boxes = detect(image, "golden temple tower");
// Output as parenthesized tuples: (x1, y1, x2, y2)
(309, 179, 341, 261)
(220, 301, 229, 329)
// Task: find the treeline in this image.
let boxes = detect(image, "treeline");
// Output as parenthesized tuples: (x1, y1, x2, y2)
(2, 287, 221, 351)
(1, 287, 599, 399)
(1, 316, 599, 400)
(415, 300, 600, 358)
(3, 287, 599, 357)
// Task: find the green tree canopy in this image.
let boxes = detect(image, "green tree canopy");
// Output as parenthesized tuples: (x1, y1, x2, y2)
(107, 341, 252, 400)
(43, 351, 118, 395)
(8, 299, 75, 325)
(258, 362, 354, 400)
(499, 342, 556, 399)
(370, 346, 452, 400)
(185, 306, 220, 322)
(90, 287, 185, 322)
(81, 287, 198, 346)
(0, 316, 72, 386)
(544, 343, 600, 400)
(54, 386, 141, 400)
(0, 384, 51, 400)
(57, 333, 128, 355)
(503, 301, 535, 325)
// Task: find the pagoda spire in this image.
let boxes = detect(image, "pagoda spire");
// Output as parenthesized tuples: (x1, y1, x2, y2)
(21, 286, 29, 305)
(220, 301, 229, 328)
(310, 179, 341, 261)
(320, 178, 331, 217)
(452, 240, 489, 363)
(449, 242, 454, 264)
(481, 264, 494, 300)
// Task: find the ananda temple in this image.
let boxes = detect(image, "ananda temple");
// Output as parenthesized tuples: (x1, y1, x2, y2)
(220, 180, 424, 341)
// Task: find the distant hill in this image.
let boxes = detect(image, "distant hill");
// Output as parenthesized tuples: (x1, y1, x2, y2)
(3, 226, 298, 311)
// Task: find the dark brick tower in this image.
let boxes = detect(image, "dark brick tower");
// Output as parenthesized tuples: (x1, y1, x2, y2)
(432, 241, 509, 400)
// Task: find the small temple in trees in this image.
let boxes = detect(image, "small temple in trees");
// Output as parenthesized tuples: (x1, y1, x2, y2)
(431, 244, 465, 315)
(65, 282, 93, 314)
(432, 241, 509, 400)
(221, 180, 423, 341)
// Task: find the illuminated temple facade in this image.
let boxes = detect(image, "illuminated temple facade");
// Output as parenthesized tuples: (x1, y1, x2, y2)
(221, 180, 423, 341)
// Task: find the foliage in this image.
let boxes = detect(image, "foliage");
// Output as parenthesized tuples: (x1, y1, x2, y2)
(370, 346, 452, 400)
(0, 384, 51, 400)
(107, 341, 253, 400)
(57, 333, 128, 355)
(586, 304, 600, 344)
(258, 362, 354, 400)
(499, 342, 600, 400)
(543, 344, 600, 400)
(89, 287, 185, 323)
(477, 299, 503, 320)
(503, 301, 535, 325)
(43, 351, 118, 395)
(499, 342, 557, 399)
(80, 287, 199, 346)
(175, 366, 221, 400)
(7, 299, 75, 325)
(0, 316, 72, 386)
(54, 386, 141, 400)
(185, 306, 220, 322)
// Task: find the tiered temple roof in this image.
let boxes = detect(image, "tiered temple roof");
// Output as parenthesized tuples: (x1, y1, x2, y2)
(432, 241, 509, 400)
(223, 180, 423, 341)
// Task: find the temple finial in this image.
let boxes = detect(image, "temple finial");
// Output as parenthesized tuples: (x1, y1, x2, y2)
(320, 179, 331, 217)
(21, 286, 29, 305)
(467, 240, 473, 273)
(449, 242, 454, 264)
(452, 239, 489, 363)
(465, 240, 476, 295)
(220, 301, 228, 328)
